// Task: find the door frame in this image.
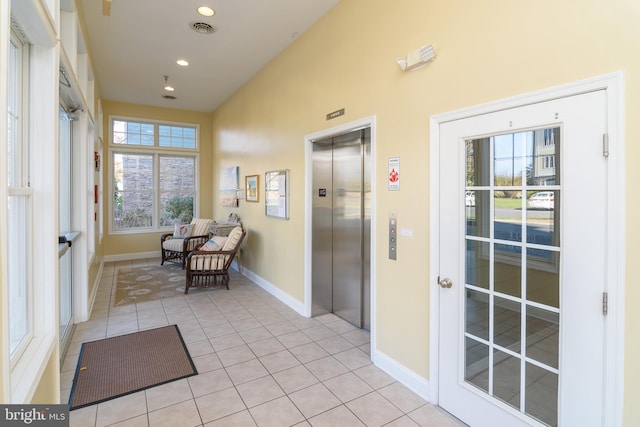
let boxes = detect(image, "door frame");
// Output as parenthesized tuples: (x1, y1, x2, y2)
(304, 116, 377, 342)
(429, 72, 625, 425)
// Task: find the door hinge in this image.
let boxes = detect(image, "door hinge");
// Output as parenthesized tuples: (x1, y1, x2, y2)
(603, 133, 609, 158)
(603, 292, 608, 316)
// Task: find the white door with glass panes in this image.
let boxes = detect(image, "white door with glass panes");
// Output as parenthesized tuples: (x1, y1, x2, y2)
(437, 90, 608, 426)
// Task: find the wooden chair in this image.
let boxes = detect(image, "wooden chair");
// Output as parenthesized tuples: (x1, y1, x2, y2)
(161, 218, 213, 269)
(185, 226, 246, 294)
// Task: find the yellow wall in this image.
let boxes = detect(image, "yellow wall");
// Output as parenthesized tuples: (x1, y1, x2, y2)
(30, 354, 59, 404)
(101, 101, 214, 257)
(210, 0, 640, 423)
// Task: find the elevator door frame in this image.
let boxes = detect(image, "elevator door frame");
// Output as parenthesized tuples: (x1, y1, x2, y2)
(304, 116, 377, 345)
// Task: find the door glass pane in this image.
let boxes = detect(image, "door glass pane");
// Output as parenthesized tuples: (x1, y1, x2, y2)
(59, 106, 72, 342)
(526, 306, 559, 369)
(494, 191, 522, 242)
(494, 133, 525, 187)
(466, 190, 489, 238)
(494, 244, 521, 297)
(59, 106, 71, 234)
(466, 289, 489, 340)
(493, 350, 521, 409)
(466, 240, 489, 289)
(59, 248, 72, 338)
(526, 248, 559, 308)
(466, 139, 490, 186)
(527, 190, 558, 246)
(494, 297, 521, 352)
(464, 127, 560, 426)
(465, 337, 489, 392)
(525, 363, 558, 426)
(526, 128, 559, 186)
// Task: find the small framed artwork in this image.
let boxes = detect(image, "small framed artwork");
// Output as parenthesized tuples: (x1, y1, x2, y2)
(245, 175, 259, 203)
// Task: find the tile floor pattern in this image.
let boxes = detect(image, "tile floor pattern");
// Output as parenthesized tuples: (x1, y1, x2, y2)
(61, 258, 465, 427)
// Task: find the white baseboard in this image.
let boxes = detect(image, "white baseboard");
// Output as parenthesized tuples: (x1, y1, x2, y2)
(372, 349, 431, 402)
(103, 251, 161, 263)
(240, 266, 307, 316)
(86, 260, 104, 322)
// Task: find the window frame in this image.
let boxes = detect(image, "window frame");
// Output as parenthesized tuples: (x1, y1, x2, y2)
(108, 116, 200, 235)
(7, 28, 34, 368)
(3, 15, 59, 403)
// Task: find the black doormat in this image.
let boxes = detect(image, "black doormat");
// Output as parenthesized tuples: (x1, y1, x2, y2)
(68, 325, 197, 410)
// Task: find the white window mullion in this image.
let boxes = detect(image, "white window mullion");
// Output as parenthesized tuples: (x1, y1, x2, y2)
(153, 153, 159, 229)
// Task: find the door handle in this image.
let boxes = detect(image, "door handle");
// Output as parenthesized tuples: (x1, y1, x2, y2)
(59, 235, 72, 247)
(438, 277, 453, 289)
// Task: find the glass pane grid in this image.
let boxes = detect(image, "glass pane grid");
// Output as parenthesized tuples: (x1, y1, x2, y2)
(113, 120, 155, 146)
(158, 125, 197, 148)
(465, 128, 560, 426)
(8, 195, 31, 357)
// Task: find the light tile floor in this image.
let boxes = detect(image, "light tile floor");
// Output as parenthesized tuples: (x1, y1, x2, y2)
(61, 258, 465, 427)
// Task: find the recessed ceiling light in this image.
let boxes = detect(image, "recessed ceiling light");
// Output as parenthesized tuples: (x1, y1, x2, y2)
(197, 6, 215, 17)
(163, 75, 174, 91)
(176, 59, 189, 67)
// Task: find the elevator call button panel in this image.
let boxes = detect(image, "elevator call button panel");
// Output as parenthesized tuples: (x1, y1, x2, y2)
(389, 214, 397, 260)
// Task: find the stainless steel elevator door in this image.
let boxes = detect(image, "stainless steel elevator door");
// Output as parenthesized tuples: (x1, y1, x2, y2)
(312, 141, 334, 317)
(312, 129, 370, 329)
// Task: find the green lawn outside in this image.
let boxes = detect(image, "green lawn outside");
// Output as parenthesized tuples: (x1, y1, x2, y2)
(494, 198, 523, 209)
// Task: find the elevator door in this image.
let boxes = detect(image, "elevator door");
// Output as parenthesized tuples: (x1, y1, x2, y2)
(312, 129, 370, 329)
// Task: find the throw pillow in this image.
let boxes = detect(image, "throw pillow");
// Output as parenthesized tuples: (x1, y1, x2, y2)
(200, 236, 228, 251)
(173, 223, 194, 238)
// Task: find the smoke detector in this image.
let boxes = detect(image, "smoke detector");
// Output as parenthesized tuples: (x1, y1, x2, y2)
(190, 22, 216, 34)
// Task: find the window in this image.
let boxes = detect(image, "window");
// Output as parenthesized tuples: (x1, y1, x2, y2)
(543, 155, 555, 169)
(110, 118, 198, 233)
(7, 31, 33, 361)
(543, 128, 555, 146)
(5, 9, 59, 404)
(113, 119, 197, 148)
(113, 120, 154, 146)
(159, 124, 196, 148)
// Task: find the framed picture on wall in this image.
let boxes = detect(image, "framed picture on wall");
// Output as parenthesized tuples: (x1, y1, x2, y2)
(220, 166, 239, 207)
(245, 175, 259, 203)
(265, 169, 289, 219)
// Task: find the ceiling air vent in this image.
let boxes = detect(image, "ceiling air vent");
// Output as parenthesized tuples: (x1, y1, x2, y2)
(162, 95, 177, 100)
(190, 22, 217, 34)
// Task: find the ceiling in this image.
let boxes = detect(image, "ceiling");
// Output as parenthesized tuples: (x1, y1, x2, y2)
(79, 0, 341, 112)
